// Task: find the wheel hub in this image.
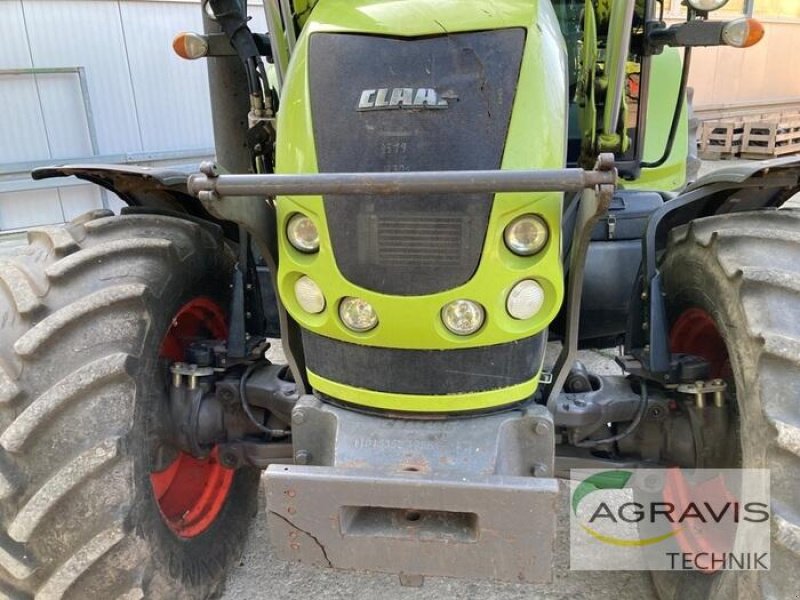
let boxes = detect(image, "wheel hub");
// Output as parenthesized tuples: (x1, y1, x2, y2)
(669, 308, 731, 379)
(150, 297, 234, 539)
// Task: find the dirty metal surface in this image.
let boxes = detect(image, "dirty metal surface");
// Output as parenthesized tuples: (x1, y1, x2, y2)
(265, 465, 559, 583)
(290, 395, 555, 478)
(264, 395, 558, 582)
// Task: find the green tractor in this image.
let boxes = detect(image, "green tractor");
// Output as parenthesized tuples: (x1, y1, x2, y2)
(0, 0, 797, 597)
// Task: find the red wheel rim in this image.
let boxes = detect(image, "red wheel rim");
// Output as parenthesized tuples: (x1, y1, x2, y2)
(663, 468, 738, 574)
(668, 308, 736, 571)
(150, 297, 234, 538)
(669, 308, 731, 379)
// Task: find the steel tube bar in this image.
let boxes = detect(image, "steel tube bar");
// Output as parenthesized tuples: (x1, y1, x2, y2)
(188, 167, 616, 198)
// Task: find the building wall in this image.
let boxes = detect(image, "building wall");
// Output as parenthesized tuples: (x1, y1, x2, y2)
(665, 0, 800, 111)
(0, 0, 266, 232)
(688, 19, 800, 109)
(2, 0, 797, 233)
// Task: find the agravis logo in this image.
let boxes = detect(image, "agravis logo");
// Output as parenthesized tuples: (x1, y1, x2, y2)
(572, 469, 769, 548)
(569, 468, 771, 571)
(572, 470, 682, 547)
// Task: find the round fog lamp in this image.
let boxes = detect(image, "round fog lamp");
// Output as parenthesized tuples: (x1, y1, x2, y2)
(687, 0, 729, 11)
(294, 276, 325, 314)
(287, 213, 320, 253)
(507, 280, 545, 320)
(441, 300, 485, 336)
(504, 215, 549, 256)
(339, 297, 378, 332)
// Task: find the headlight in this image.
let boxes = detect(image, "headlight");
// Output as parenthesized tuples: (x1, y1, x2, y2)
(287, 213, 320, 253)
(339, 297, 378, 332)
(507, 280, 545, 320)
(441, 300, 485, 336)
(294, 276, 325, 314)
(686, 0, 729, 11)
(504, 215, 549, 256)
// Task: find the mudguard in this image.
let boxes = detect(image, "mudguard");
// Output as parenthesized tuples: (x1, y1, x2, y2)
(626, 156, 800, 377)
(31, 164, 238, 239)
(686, 155, 800, 190)
(31, 163, 286, 341)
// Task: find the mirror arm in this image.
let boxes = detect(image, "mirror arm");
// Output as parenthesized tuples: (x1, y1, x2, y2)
(646, 20, 727, 54)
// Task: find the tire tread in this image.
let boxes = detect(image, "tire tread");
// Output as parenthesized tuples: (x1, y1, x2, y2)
(662, 208, 800, 598)
(0, 354, 130, 453)
(0, 211, 249, 599)
(8, 438, 120, 543)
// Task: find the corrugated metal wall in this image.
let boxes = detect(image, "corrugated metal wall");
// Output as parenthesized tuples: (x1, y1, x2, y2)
(0, 0, 266, 232)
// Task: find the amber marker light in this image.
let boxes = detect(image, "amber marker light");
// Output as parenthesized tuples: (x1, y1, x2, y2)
(172, 32, 209, 60)
(722, 18, 765, 48)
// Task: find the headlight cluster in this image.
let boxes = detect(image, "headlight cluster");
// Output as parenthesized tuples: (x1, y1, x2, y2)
(439, 212, 550, 333)
(500, 214, 548, 322)
(290, 213, 551, 334)
(294, 284, 546, 333)
(293, 280, 380, 332)
(440, 280, 545, 337)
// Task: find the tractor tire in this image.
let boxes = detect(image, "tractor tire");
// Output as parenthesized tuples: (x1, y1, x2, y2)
(654, 209, 800, 599)
(0, 210, 260, 599)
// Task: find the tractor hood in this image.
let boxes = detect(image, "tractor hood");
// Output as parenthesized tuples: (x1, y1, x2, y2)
(271, 0, 569, 412)
(276, 0, 568, 177)
(296, 0, 547, 37)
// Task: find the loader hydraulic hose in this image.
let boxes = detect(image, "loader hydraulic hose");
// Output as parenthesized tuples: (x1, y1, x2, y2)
(207, 0, 265, 101)
(207, 0, 260, 63)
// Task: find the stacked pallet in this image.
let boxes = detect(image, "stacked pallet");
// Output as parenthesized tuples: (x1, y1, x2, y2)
(741, 114, 800, 159)
(699, 120, 744, 160)
(699, 111, 800, 160)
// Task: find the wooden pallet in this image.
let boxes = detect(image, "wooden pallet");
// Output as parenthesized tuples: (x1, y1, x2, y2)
(699, 120, 744, 160)
(741, 116, 800, 159)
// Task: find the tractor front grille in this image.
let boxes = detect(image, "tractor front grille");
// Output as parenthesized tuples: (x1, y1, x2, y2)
(308, 29, 525, 295)
(370, 213, 467, 267)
